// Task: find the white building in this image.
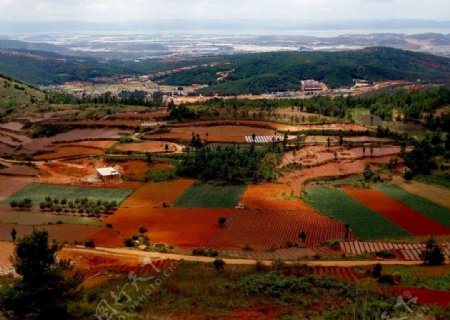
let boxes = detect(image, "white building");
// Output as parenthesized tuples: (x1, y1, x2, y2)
(96, 167, 120, 181)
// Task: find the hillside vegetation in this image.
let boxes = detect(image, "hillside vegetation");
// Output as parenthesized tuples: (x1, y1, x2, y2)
(0, 74, 45, 119)
(160, 47, 450, 94)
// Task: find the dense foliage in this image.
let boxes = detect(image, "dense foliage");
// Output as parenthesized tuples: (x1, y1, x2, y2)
(0, 230, 83, 319)
(193, 87, 450, 129)
(162, 47, 450, 94)
(176, 145, 281, 184)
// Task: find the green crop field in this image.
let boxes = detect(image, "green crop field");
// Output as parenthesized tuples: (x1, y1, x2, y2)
(303, 186, 410, 240)
(378, 184, 450, 228)
(174, 184, 246, 208)
(0, 210, 102, 226)
(3, 183, 133, 205)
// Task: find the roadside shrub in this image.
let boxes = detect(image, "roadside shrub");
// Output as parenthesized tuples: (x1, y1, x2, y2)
(124, 238, 134, 247)
(85, 240, 96, 248)
(212, 259, 225, 271)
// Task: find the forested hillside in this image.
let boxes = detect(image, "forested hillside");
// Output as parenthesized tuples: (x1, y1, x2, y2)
(160, 47, 450, 94)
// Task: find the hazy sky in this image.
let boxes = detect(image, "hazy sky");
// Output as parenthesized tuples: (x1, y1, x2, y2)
(0, 0, 449, 22)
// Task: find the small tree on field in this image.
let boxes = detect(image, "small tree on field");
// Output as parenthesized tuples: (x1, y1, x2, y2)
(363, 163, 373, 182)
(10, 228, 16, 242)
(213, 258, 225, 271)
(218, 217, 227, 227)
(298, 231, 307, 243)
(420, 238, 445, 266)
(139, 226, 148, 234)
(372, 263, 382, 278)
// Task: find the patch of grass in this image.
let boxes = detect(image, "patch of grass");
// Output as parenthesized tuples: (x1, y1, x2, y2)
(384, 265, 450, 290)
(145, 168, 176, 182)
(303, 186, 410, 240)
(377, 184, 450, 228)
(174, 184, 246, 208)
(3, 183, 133, 205)
(414, 174, 450, 189)
(0, 211, 102, 226)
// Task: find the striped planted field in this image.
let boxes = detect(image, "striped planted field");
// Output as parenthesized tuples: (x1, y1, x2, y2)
(343, 187, 450, 236)
(313, 267, 361, 282)
(211, 209, 355, 249)
(303, 186, 410, 240)
(377, 184, 450, 228)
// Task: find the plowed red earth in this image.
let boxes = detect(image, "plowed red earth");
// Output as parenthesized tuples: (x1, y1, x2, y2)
(240, 184, 312, 211)
(385, 287, 450, 307)
(104, 208, 233, 248)
(314, 266, 361, 282)
(0, 223, 109, 244)
(211, 210, 355, 249)
(0, 176, 33, 201)
(35, 147, 103, 160)
(344, 187, 450, 236)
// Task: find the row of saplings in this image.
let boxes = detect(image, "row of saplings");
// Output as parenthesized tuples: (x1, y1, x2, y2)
(10, 196, 118, 217)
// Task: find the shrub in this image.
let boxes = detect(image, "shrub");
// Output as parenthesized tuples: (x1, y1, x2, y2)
(84, 240, 96, 248)
(139, 226, 148, 234)
(218, 217, 227, 227)
(420, 238, 445, 266)
(212, 259, 225, 271)
(124, 238, 134, 247)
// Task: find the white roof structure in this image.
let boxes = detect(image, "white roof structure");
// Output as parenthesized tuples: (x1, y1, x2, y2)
(96, 167, 120, 177)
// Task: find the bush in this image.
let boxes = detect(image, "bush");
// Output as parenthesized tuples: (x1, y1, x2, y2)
(124, 238, 134, 247)
(420, 238, 445, 266)
(84, 240, 96, 248)
(212, 259, 225, 271)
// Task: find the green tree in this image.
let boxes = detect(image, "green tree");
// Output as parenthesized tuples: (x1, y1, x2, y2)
(363, 164, 373, 182)
(0, 230, 83, 319)
(420, 238, 445, 266)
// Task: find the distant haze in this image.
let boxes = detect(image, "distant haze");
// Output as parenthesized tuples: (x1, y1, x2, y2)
(0, 0, 449, 24)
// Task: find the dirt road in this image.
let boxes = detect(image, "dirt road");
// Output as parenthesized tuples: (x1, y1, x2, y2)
(62, 246, 423, 267)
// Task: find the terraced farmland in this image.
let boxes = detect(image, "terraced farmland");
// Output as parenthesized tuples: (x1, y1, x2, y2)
(378, 184, 450, 228)
(174, 184, 246, 208)
(345, 187, 450, 236)
(211, 209, 355, 248)
(303, 185, 410, 239)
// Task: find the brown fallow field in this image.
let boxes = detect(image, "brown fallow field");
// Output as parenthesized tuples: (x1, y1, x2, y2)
(115, 141, 183, 153)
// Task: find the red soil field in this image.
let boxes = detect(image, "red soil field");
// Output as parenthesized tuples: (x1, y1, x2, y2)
(156, 132, 246, 143)
(119, 179, 194, 208)
(313, 266, 361, 282)
(23, 128, 131, 152)
(63, 119, 145, 127)
(90, 228, 124, 247)
(240, 183, 312, 211)
(58, 140, 117, 149)
(280, 156, 402, 196)
(211, 210, 355, 249)
(0, 222, 108, 243)
(0, 122, 24, 131)
(0, 176, 33, 201)
(114, 109, 169, 120)
(115, 141, 182, 153)
(104, 207, 233, 248)
(344, 187, 450, 236)
(108, 160, 159, 180)
(385, 287, 450, 307)
(34, 146, 103, 160)
(0, 161, 39, 177)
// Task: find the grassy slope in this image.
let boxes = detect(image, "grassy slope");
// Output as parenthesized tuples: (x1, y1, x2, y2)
(0, 74, 45, 117)
(174, 184, 246, 208)
(3, 183, 133, 205)
(377, 184, 450, 228)
(303, 185, 410, 240)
